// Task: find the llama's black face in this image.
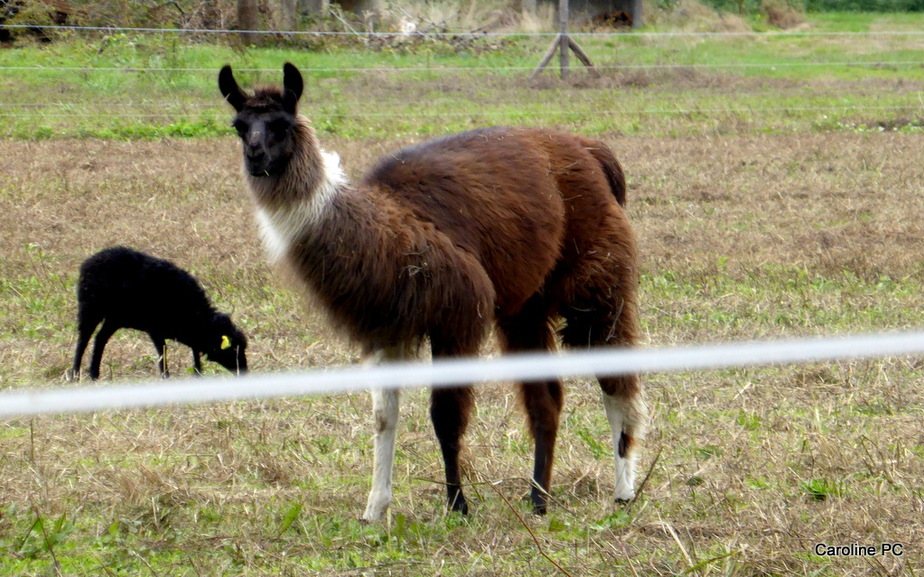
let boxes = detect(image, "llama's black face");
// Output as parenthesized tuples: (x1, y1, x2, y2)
(232, 107, 299, 177)
(219, 63, 305, 178)
(205, 313, 248, 375)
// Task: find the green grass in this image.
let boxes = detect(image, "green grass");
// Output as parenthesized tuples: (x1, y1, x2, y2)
(1, 12, 922, 139)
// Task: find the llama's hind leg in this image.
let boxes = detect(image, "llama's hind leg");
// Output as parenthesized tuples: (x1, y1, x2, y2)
(562, 299, 646, 503)
(361, 345, 412, 523)
(498, 298, 563, 515)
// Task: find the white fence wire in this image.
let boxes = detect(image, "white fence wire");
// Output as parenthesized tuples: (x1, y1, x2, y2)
(2, 331, 924, 418)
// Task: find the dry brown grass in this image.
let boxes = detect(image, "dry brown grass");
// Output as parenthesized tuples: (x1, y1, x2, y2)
(760, 0, 807, 30)
(1, 131, 923, 575)
(646, 0, 752, 33)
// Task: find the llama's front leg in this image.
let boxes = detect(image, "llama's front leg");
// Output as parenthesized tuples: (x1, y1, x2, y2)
(600, 376, 648, 502)
(362, 386, 401, 522)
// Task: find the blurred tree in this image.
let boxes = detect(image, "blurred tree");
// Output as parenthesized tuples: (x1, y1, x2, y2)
(334, 0, 380, 13)
(299, 0, 328, 19)
(238, 0, 259, 43)
(549, 0, 643, 27)
(280, 0, 297, 29)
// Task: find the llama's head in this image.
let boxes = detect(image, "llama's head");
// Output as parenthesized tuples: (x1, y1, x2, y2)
(219, 62, 304, 177)
(203, 312, 249, 375)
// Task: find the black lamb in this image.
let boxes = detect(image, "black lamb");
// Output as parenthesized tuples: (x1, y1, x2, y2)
(71, 246, 248, 380)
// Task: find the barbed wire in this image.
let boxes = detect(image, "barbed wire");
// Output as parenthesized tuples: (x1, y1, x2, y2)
(0, 104, 918, 120)
(0, 60, 921, 74)
(2, 23, 924, 37)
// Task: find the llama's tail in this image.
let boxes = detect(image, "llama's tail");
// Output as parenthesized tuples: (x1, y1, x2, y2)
(586, 141, 627, 207)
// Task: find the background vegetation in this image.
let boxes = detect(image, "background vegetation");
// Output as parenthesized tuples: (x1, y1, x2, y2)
(1, 5, 923, 576)
(4, 0, 922, 39)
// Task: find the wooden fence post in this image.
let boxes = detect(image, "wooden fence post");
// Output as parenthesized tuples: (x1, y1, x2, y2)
(531, 0, 598, 79)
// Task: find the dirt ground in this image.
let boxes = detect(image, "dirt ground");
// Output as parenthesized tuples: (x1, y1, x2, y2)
(1, 132, 923, 575)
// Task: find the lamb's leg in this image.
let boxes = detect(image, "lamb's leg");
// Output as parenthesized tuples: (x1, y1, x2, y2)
(192, 350, 203, 376)
(361, 345, 412, 522)
(149, 335, 169, 378)
(71, 313, 100, 380)
(88, 319, 119, 381)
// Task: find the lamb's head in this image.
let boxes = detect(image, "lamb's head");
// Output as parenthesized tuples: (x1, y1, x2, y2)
(219, 62, 304, 177)
(203, 312, 249, 375)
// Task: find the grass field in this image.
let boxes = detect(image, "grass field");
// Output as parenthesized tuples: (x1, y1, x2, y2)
(2, 10, 924, 576)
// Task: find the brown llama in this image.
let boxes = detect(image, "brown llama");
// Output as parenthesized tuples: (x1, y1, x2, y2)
(219, 62, 647, 522)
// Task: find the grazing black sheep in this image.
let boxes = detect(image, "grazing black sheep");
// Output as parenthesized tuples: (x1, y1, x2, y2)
(71, 246, 248, 380)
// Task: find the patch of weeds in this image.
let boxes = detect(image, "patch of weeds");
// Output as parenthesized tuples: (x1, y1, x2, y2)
(687, 475, 706, 487)
(0, 274, 69, 339)
(313, 435, 337, 455)
(854, 403, 892, 416)
(801, 478, 841, 501)
(275, 501, 303, 536)
(387, 513, 446, 550)
(736, 411, 761, 431)
(32, 125, 54, 140)
(15, 512, 74, 561)
(696, 445, 724, 460)
(587, 510, 632, 532)
(195, 506, 223, 526)
(745, 476, 769, 490)
(575, 426, 609, 459)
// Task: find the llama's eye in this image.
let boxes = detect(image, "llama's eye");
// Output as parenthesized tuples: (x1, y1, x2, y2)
(232, 119, 248, 137)
(269, 119, 291, 137)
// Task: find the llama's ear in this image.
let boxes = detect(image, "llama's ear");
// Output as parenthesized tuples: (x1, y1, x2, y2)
(282, 62, 303, 113)
(218, 65, 247, 112)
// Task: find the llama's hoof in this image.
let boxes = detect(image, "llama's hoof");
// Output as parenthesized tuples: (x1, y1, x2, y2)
(530, 488, 549, 515)
(448, 495, 469, 515)
(359, 510, 385, 524)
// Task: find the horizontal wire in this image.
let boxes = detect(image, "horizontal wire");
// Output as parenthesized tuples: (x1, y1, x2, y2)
(2, 330, 924, 418)
(0, 60, 920, 74)
(2, 23, 924, 37)
(0, 105, 917, 120)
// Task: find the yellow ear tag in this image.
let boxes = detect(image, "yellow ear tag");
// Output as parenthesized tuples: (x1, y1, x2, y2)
(221, 335, 232, 350)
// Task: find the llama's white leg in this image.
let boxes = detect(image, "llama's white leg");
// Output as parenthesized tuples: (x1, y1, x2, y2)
(362, 386, 401, 522)
(361, 345, 412, 522)
(602, 392, 647, 502)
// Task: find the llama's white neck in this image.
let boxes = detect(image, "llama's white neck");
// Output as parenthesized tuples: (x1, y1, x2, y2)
(250, 120, 347, 263)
